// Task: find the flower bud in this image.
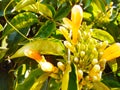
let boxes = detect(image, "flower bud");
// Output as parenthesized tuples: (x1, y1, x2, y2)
(59, 26, 70, 41)
(64, 41, 76, 52)
(89, 64, 101, 77)
(57, 62, 65, 71)
(78, 69, 83, 81)
(71, 5, 83, 45)
(92, 58, 98, 65)
(71, 5, 83, 29)
(74, 57, 79, 63)
(39, 61, 55, 72)
(80, 51, 85, 58)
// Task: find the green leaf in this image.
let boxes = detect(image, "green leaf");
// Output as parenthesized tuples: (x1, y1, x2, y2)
(14, 64, 27, 84)
(68, 63, 78, 90)
(15, 68, 44, 90)
(102, 74, 120, 88)
(22, 2, 53, 17)
(83, 0, 92, 9)
(92, 29, 115, 43)
(54, 3, 71, 21)
(83, 12, 92, 21)
(30, 73, 49, 90)
(6, 27, 30, 55)
(0, 24, 3, 32)
(12, 0, 36, 12)
(0, 37, 8, 61)
(102, 79, 120, 88)
(62, 64, 71, 90)
(1, 12, 38, 39)
(35, 20, 56, 38)
(92, 0, 106, 12)
(47, 78, 61, 90)
(10, 38, 65, 59)
(93, 81, 110, 90)
(0, 47, 8, 61)
(108, 60, 118, 73)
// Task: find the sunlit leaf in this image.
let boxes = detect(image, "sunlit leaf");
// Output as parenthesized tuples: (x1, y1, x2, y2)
(93, 81, 110, 90)
(0, 24, 3, 32)
(35, 20, 56, 38)
(1, 12, 38, 39)
(62, 64, 71, 90)
(12, 0, 36, 12)
(92, 29, 115, 43)
(10, 38, 65, 59)
(83, 12, 92, 21)
(22, 2, 53, 17)
(108, 60, 118, 73)
(15, 68, 44, 90)
(92, 0, 105, 12)
(30, 73, 49, 90)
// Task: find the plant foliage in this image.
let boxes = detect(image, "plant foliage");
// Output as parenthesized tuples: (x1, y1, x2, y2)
(0, 0, 120, 90)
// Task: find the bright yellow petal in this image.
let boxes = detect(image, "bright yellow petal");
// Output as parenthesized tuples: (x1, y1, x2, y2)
(100, 43, 120, 61)
(72, 27, 78, 45)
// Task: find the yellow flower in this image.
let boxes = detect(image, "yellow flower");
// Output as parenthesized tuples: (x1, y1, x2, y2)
(24, 49, 45, 62)
(62, 5, 83, 45)
(100, 43, 120, 61)
(24, 49, 55, 72)
(71, 5, 83, 29)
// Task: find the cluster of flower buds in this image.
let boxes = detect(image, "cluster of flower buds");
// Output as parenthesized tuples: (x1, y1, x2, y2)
(59, 4, 120, 89)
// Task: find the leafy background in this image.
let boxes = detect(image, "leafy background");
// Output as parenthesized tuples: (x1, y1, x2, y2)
(0, 0, 120, 90)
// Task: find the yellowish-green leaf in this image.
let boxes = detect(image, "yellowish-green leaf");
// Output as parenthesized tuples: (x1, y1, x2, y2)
(30, 73, 49, 90)
(92, 29, 115, 43)
(108, 60, 118, 73)
(10, 38, 65, 59)
(0, 24, 3, 32)
(12, 0, 36, 12)
(62, 64, 71, 90)
(22, 2, 53, 17)
(93, 81, 110, 90)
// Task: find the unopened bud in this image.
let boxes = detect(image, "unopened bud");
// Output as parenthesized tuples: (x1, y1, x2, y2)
(89, 64, 101, 77)
(78, 69, 83, 81)
(40, 61, 55, 72)
(74, 57, 79, 63)
(57, 62, 65, 71)
(64, 41, 76, 52)
(59, 26, 70, 41)
(92, 59, 98, 65)
(80, 51, 85, 57)
(92, 64, 100, 72)
(71, 5, 83, 29)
